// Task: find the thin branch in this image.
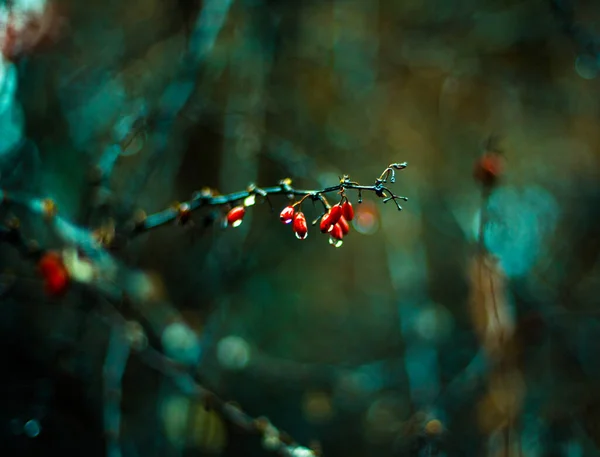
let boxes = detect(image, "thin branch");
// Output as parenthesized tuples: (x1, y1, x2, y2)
(0, 162, 408, 247)
(126, 163, 409, 237)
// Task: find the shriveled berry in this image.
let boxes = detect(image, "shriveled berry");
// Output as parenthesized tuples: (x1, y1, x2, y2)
(227, 206, 246, 228)
(342, 201, 354, 221)
(279, 206, 295, 224)
(338, 216, 350, 235)
(293, 212, 308, 240)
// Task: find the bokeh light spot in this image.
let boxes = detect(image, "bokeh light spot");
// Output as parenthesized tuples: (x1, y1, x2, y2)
(217, 335, 250, 371)
(352, 201, 379, 235)
(575, 54, 598, 80)
(302, 391, 334, 424)
(23, 419, 40, 438)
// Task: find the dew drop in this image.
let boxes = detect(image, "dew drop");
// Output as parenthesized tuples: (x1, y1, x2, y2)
(328, 237, 343, 248)
(243, 195, 256, 207)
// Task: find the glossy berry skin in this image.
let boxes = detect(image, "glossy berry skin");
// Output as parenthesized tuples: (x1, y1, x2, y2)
(320, 213, 334, 233)
(342, 201, 354, 221)
(338, 216, 350, 235)
(293, 212, 308, 240)
(320, 205, 343, 233)
(330, 223, 344, 240)
(329, 204, 343, 225)
(38, 251, 69, 296)
(279, 206, 295, 224)
(227, 206, 246, 227)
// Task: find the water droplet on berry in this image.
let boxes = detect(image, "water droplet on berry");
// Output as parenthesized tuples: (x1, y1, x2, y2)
(328, 237, 343, 248)
(295, 231, 308, 240)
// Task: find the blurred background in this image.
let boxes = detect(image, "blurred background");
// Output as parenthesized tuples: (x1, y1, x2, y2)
(2, 0, 600, 455)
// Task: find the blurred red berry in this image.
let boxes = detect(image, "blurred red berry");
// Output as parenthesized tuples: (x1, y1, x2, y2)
(293, 212, 308, 240)
(38, 251, 69, 296)
(473, 152, 504, 186)
(1, 3, 67, 61)
(279, 206, 295, 224)
(341, 201, 354, 221)
(227, 206, 246, 227)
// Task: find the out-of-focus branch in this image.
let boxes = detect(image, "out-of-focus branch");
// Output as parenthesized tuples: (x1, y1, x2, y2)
(103, 324, 132, 457)
(99, 299, 318, 457)
(0, 161, 409, 457)
(549, 0, 600, 57)
(138, 345, 318, 457)
(123, 0, 235, 201)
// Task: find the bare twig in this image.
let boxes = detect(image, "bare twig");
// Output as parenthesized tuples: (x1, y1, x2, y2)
(126, 163, 408, 237)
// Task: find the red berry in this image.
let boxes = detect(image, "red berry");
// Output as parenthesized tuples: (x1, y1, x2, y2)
(45, 270, 69, 296)
(227, 206, 246, 227)
(279, 205, 295, 224)
(38, 251, 62, 275)
(329, 204, 343, 225)
(329, 223, 344, 248)
(38, 251, 69, 296)
(331, 223, 344, 240)
(293, 212, 308, 240)
(338, 216, 350, 235)
(342, 201, 354, 221)
(473, 152, 504, 186)
(319, 213, 334, 233)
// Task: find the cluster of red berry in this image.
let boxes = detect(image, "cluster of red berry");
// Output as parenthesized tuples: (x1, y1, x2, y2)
(316, 200, 354, 247)
(224, 198, 356, 248)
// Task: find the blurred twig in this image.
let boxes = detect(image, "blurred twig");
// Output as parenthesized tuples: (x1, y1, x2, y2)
(103, 323, 131, 457)
(549, 0, 600, 57)
(100, 299, 318, 457)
